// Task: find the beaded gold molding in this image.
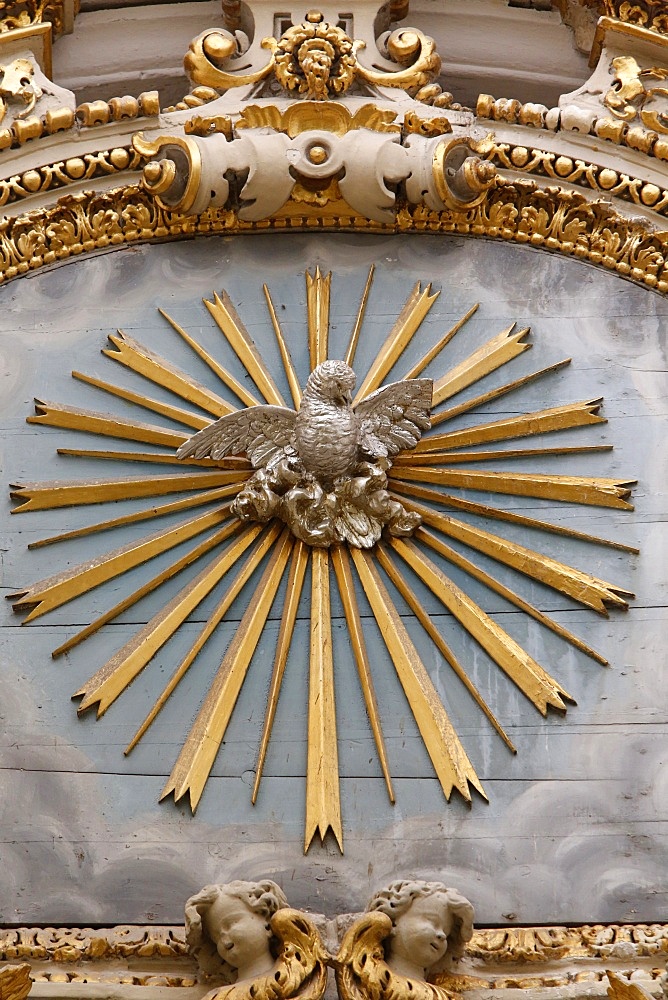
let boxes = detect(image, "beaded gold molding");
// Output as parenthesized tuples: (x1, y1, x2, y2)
(2, 179, 668, 292)
(479, 137, 668, 214)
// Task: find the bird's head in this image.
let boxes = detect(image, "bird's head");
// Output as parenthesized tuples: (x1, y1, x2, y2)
(305, 360, 356, 404)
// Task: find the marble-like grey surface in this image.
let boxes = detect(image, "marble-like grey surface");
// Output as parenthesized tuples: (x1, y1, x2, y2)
(0, 234, 666, 925)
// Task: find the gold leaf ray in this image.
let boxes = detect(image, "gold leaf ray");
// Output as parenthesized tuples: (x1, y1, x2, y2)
(51, 520, 241, 659)
(28, 400, 189, 449)
(57, 448, 248, 470)
(354, 281, 440, 404)
(331, 546, 395, 803)
(11, 471, 245, 513)
(205, 291, 286, 406)
(29, 486, 242, 550)
(344, 264, 375, 369)
(412, 527, 608, 665)
(388, 537, 574, 716)
(305, 548, 343, 853)
(431, 325, 531, 409)
(253, 540, 309, 804)
(10, 508, 229, 622)
(390, 481, 640, 554)
(306, 267, 331, 370)
(71, 371, 210, 431)
(393, 445, 613, 466)
(430, 358, 572, 427)
(126, 523, 284, 754)
(350, 547, 487, 803)
(161, 529, 294, 812)
(417, 400, 606, 453)
(75, 524, 264, 718)
(403, 303, 479, 380)
(263, 284, 302, 408)
(398, 496, 633, 615)
(390, 466, 635, 509)
(159, 308, 261, 409)
(104, 331, 235, 417)
(374, 545, 517, 751)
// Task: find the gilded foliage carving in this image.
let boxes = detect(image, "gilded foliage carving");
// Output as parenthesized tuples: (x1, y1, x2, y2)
(0, 180, 668, 294)
(0, 0, 74, 36)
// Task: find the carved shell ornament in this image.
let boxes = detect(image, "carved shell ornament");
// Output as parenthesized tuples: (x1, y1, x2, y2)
(9, 266, 637, 852)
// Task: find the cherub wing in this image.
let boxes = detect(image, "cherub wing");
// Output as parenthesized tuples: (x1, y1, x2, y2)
(176, 405, 297, 468)
(355, 378, 433, 459)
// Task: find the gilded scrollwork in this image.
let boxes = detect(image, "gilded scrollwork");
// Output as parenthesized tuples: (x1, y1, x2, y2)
(183, 10, 439, 100)
(604, 55, 668, 131)
(0, 58, 40, 123)
(0, 0, 76, 37)
(596, 0, 668, 34)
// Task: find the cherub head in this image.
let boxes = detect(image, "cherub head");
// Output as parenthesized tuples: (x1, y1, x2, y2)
(185, 880, 289, 984)
(367, 880, 474, 981)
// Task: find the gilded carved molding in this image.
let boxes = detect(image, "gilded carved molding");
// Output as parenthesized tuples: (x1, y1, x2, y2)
(0, 0, 77, 39)
(2, 922, 666, 970)
(0, 178, 666, 292)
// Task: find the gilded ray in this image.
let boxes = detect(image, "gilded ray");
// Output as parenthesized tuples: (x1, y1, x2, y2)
(331, 546, 395, 803)
(10, 508, 229, 622)
(390, 480, 640, 553)
(390, 466, 635, 509)
(104, 331, 235, 417)
(351, 547, 486, 802)
(162, 529, 293, 811)
(29, 485, 242, 549)
(57, 448, 248, 469)
(430, 358, 572, 427)
(344, 264, 375, 368)
(205, 290, 286, 406)
(75, 524, 264, 717)
(159, 308, 261, 408)
(393, 445, 612, 466)
(354, 281, 440, 403)
(306, 267, 332, 370)
(72, 371, 211, 431)
(399, 496, 633, 614)
(388, 537, 574, 715)
(51, 520, 241, 658)
(431, 324, 531, 408)
(28, 400, 189, 449)
(305, 548, 343, 852)
(11, 471, 244, 513)
(126, 523, 283, 754)
(412, 527, 608, 664)
(263, 284, 302, 408)
(417, 400, 606, 453)
(403, 303, 479, 380)
(253, 540, 309, 804)
(375, 544, 517, 750)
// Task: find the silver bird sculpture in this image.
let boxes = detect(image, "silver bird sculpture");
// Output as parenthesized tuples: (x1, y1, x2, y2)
(176, 360, 433, 484)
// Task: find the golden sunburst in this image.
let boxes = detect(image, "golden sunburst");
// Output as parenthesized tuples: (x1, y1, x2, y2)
(8, 265, 637, 854)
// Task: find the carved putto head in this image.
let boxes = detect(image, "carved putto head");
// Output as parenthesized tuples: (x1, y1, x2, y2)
(186, 880, 289, 982)
(367, 880, 474, 977)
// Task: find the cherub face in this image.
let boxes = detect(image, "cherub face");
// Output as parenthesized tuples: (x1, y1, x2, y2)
(389, 895, 453, 974)
(205, 892, 272, 979)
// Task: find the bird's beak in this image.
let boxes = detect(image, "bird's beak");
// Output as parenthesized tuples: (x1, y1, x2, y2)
(344, 389, 353, 405)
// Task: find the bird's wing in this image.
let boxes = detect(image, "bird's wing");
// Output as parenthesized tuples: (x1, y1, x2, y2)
(355, 378, 433, 458)
(176, 406, 297, 467)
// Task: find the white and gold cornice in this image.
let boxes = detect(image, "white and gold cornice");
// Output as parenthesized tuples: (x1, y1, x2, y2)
(0, 0, 668, 294)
